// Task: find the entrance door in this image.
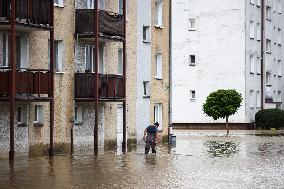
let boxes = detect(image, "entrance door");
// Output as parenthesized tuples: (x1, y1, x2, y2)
(116, 105, 123, 152)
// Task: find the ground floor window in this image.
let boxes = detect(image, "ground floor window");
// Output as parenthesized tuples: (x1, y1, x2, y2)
(154, 103, 163, 131)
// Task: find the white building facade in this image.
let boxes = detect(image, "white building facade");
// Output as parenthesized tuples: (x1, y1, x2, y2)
(171, 0, 284, 125)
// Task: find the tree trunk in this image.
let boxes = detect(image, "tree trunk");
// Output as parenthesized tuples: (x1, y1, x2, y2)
(226, 116, 229, 136)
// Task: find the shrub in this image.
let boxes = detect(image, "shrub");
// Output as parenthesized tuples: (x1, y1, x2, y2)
(255, 108, 284, 129)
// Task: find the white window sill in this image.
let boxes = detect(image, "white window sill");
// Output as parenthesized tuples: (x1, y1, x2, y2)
(266, 51, 272, 54)
(75, 122, 83, 125)
(257, 73, 261, 75)
(189, 29, 196, 31)
(278, 75, 282, 77)
(143, 40, 151, 44)
(250, 107, 255, 109)
(34, 122, 44, 127)
(250, 37, 255, 40)
(18, 122, 28, 127)
(154, 77, 163, 80)
(55, 72, 65, 74)
(189, 63, 196, 66)
(143, 95, 150, 98)
(154, 25, 164, 29)
(250, 72, 255, 74)
(190, 98, 196, 101)
(54, 4, 64, 8)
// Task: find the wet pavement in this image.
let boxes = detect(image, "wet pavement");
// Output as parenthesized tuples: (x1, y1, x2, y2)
(0, 130, 284, 189)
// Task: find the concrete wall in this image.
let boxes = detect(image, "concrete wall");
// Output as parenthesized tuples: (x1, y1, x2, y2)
(150, 0, 170, 138)
(136, 0, 151, 142)
(171, 0, 247, 124)
(263, 0, 284, 109)
(245, 0, 262, 122)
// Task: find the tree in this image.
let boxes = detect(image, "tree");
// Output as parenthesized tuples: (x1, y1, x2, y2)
(203, 89, 242, 135)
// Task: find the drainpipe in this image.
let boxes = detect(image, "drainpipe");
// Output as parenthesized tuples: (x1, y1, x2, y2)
(9, 0, 16, 161)
(94, 0, 99, 155)
(168, 0, 172, 138)
(260, 0, 265, 110)
(49, 0, 55, 157)
(122, 0, 127, 153)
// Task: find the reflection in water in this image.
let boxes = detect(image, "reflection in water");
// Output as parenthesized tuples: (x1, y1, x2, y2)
(204, 141, 240, 158)
(0, 130, 284, 188)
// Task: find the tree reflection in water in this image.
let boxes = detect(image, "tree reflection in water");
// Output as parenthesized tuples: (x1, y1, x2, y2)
(204, 141, 240, 158)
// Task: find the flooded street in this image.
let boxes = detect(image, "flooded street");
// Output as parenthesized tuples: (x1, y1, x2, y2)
(1, 130, 284, 189)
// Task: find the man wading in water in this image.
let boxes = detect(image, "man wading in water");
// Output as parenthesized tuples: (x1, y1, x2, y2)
(143, 122, 159, 154)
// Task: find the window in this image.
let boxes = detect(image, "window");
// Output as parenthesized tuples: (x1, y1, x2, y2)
(250, 90, 254, 108)
(189, 19, 196, 31)
(118, 48, 123, 75)
(266, 39, 271, 53)
(256, 23, 261, 40)
(155, 0, 163, 27)
(250, 54, 255, 73)
(2, 34, 9, 67)
(249, 21, 254, 39)
(278, 28, 282, 45)
(85, 45, 104, 73)
(278, 0, 282, 13)
(256, 91, 261, 108)
(273, 0, 277, 12)
(16, 36, 28, 70)
(256, 0, 261, 7)
(75, 106, 83, 124)
(266, 72, 271, 85)
(34, 105, 44, 124)
(266, 6, 272, 20)
(256, 57, 261, 74)
(190, 90, 196, 99)
(189, 55, 196, 65)
(143, 81, 150, 97)
(154, 103, 163, 131)
(87, 0, 105, 9)
(54, 0, 64, 7)
(17, 106, 27, 125)
(143, 26, 150, 42)
(250, 0, 254, 5)
(118, 0, 123, 14)
(155, 53, 162, 79)
(274, 91, 277, 101)
(278, 60, 282, 76)
(278, 91, 282, 102)
(48, 40, 63, 72)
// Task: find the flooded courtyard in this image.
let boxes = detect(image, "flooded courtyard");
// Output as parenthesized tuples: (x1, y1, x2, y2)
(1, 130, 284, 189)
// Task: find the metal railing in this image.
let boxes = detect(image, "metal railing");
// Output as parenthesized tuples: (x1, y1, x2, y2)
(0, 68, 51, 97)
(0, 0, 51, 25)
(75, 9, 125, 38)
(74, 73, 125, 100)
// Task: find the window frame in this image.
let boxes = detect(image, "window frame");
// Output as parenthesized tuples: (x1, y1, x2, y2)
(189, 19, 196, 31)
(154, 103, 163, 131)
(155, 0, 163, 28)
(155, 53, 163, 79)
(34, 105, 44, 125)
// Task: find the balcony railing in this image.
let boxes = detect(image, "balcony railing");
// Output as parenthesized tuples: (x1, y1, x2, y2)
(0, 68, 52, 98)
(75, 9, 125, 39)
(75, 73, 125, 100)
(0, 0, 51, 27)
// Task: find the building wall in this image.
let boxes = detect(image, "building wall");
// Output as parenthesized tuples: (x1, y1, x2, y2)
(245, 0, 262, 122)
(136, 0, 151, 142)
(150, 0, 170, 138)
(263, 0, 284, 109)
(171, 0, 247, 124)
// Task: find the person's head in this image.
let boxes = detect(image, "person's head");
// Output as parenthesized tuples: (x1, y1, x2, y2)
(154, 122, 159, 127)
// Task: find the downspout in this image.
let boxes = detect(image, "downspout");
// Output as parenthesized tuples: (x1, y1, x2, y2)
(168, 0, 172, 134)
(260, 0, 265, 109)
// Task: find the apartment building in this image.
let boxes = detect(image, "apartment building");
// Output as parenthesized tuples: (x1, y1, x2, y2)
(171, 0, 284, 126)
(136, 0, 170, 142)
(0, 0, 170, 159)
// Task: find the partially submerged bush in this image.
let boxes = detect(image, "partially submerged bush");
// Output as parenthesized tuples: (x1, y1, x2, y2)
(255, 108, 284, 129)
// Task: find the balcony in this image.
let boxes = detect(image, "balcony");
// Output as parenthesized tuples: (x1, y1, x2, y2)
(75, 73, 125, 101)
(75, 9, 125, 41)
(0, 0, 52, 30)
(0, 68, 52, 101)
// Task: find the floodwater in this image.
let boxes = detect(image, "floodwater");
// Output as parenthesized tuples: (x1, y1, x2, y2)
(1, 130, 284, 189)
